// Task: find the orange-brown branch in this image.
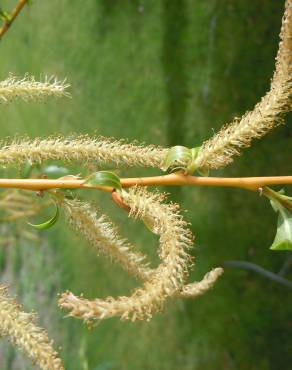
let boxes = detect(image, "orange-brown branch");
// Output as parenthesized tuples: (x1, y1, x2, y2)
(0, 0, 28, 40)
(0, 174, 291, 192)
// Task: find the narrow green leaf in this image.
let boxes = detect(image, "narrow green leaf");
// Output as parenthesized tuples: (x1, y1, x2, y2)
(270, 207, 292, 251)
(0, 11, 11, 21)
(197, 167, 209, 177)
(43, 165, 69, 179)
(84, 171, 121, 190)
(28, 204, 59, 230)
(265, 187, 292, 210)
(162, 145, 206, 175)
(21, 161, 33, 178)
(162, 146, 192, 172)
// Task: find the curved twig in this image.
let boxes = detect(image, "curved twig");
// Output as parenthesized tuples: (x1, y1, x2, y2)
(223, 260, 292, 288)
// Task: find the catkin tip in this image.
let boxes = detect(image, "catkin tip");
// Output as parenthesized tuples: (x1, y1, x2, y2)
(0, 73, 70, 103)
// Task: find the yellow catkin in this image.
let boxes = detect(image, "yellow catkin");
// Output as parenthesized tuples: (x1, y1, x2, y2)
(70, 201, 223, 297)
(60, 198, 222, 299)
(0, 189, 47, 222)
(0, 74, 69, 103)
(179, 268, 224, 298)
(59, 188, 193, 322)
(0, 286, 64, 370)
(0, 135, 168, 169)
(60, 198, 152, 280)
(195, 0, 292, 170)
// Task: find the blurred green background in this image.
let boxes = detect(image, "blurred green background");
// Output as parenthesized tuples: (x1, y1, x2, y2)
(0, 0, 291, 369)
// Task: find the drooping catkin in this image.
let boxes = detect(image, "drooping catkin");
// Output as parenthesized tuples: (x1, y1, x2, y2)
(195, 0, 292, 170)
(0, 135, 168, 169)
(61, 197, 222, 297)
(0, 189, 48, 222)
(0, 74, 70, 103)
(59, 188, 193, 322)
(179, 267, 224, 298)
(60, 198, 152, 280)
(0, 285, 64, 370)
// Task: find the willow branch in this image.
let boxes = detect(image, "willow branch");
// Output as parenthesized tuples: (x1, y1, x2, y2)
(0, 174, 291, 192)
(0, 0, 28, 40)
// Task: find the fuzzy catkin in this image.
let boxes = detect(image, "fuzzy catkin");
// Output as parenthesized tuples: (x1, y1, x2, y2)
(0, 74, 69, 103)
(59, 188, 193, 322)
(0, 135, 168, 169)
(60, 198, 152, 280)
(195, 0, 292, 170)
(0, 286, 64, 370)
(179, 268, 224, 298)
(61, 197, 222, 298)
(60, 199, 223, 298)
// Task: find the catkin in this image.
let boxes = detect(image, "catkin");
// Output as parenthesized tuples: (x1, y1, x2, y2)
(0, 286, 64, 370)
(0, 135, 168, 169)
(179, 268, 224, 298)
(195, 0, 292, 170)
(0, 74, 69, 103)
(59, 188, 193, 321)
(60, 198, 152, 280)
(60, 197, 222, 299)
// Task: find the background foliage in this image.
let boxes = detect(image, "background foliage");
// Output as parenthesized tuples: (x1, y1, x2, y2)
(0, 0, 291, 369)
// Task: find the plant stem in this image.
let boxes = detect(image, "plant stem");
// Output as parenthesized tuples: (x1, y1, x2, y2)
(0, 0, 28, 40)
(0, 174, 291, 192)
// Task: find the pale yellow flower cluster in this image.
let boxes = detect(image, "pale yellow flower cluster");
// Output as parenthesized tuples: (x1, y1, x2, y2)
(0, 74, 69, 103)
(60, 196, 223, 305)
(0, 286, 64, 370)
(179, 268, 224, 298)
(61, 198, 152, 280)
(59, 188, 223, 322)
(0, 135, 167, 169)
(195, 0, 292, 170)
(59, 188, 193, 321)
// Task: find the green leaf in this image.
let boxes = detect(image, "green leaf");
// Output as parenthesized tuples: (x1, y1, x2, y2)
(43, 165, 69, 178)
(21, 161, 33, 178)
(28, 204, 59, 230)
(162, 145, 207, 175)
(84, 171, 121, 190)
(162, 146, 192, 172)
(0, 10, 11, 21)
(270, 207, 292, 251)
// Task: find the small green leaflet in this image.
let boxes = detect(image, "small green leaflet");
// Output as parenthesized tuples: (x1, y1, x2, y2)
(270, 205, 292, 251)
(43, 165, 69, 178)
(28, 204, 59, 230)
(0, 9, 11, 22)
(84, 171, 121, 191)
(267, 189, 292, 251)
(21, 161, 33, 178)
(162, 145, 208, 175)
(162, 146, 191, 172)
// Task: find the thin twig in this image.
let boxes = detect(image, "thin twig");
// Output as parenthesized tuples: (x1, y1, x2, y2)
(0, 174, 291, 192)
(0, 0, 28, 40)
(223, 260, 292, 289)
(278, 253, 292, 276)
